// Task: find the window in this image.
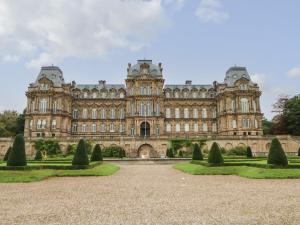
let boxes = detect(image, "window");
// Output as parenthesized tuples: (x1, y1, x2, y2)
(92, 109, 97, 119)
(140, 102, 145, 116)
(203, 123, 208, 132)
(192, 92, 197, 98)
(212, 123, 217, 132)
(37, 119, 42, 129)
(254, 119, 258, 128)
(92, 92, 97, 98)
(156, 126, 160, 136)
(166, 124, 171, 132)
(82, 109, 88, 119)
(253, 100, 257, 112)
(184, 123, 189, 132)
(166, 92, 171, 98)
(40, 83, 48, 90)
(51, 120, 56, 129)
(174, 92, 179, 98)
(82, 124, 87, 132)
(175, 108, 180, 119)
(183, 91, 188, 98)
(39, 99, 47, 113)
(110, 123, 115, 132)
(201, 92, 206, 98)
(83, 92, 88, 98)
(92, 124, 96, 133)
(119, 124, 125, 132)
(73, 109, 78, 119)
(202, 108, 207, 118)
(240, 84, 248, 90)
(101, 109, 106, 119)
(31, 101, 35, 112)
(53, 101, 57, 113)
(130, 101, 135, 116)
(147, 102, 152, 116)
(212, 109, 217, 118)
(72, 124, 77, 132)
(184, 108, 189, 119)
(176, 124, 180, 132)
(166, 108, 171, 118)
(29, 120, 33, 129)
(241, 98, 249, 113)
(120, 108, 125, 119)
(231, 100, 236, 112)
(193, 108, 198, 119)
(120, 92, 125, 98)
(194, 123, 198, 132)
(232, 120, 237, 129)
(131, 127, 135, 136)
(101, 92, 107, 98)
(41, 120, 46, 129)
(156, 103, 160, 116)
(100, 124, 106, 132)
(242, 118, 251, 128)
(110, 91, 116, 98)
(110, 108, 115, 119)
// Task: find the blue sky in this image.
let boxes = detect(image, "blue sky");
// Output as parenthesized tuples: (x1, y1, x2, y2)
(0, 0, 299, 119)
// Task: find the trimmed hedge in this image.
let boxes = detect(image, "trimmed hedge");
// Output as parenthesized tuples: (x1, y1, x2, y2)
(90, 144, 103, 162)
(192, 143, 203, 160)
(208, 142, 224, 165)
(267, 138, 288, 166)
(3, 147, 11, 161)
(246, 146, 253, 158)
(7, 134, 27, 166)
(72, 139, 89, 166)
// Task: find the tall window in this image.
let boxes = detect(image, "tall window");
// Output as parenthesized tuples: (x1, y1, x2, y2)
(176, 124, 180, 132)
(166, 124, 171, 132)
(37, 120, 42, 129)
(232, 120, 237, 129)
(92, 124, 96, 133)
(92, 109, 97, 119)
(140, 102, 145, 116)
(101, 92, 107, 98)
(32, 101, 35, 112)
(174, 92, 179, 98)
(183, 91, 188, 98)
(212, 109, 217, 118)
(166, 92, 171, 98)
(192, 92, 197, 98)
(83, 92, 88, 98)
(212, 123, 217, 132)
(231, 100, 236, 112)
(201, 92, 206, 98)
(119, 123, 125, 132)
(120, 108, 125, 119)
(82, 108, 88, 119)
(73, 109, 78, 119)
(254, 119, 258, 128)
(39, 99, 47, 113)
(82, 124, 87, 132)
(131, 127, 135, 136)
(241, 98, 249, 113)
(253, 100, 257, 112)
(53, 101, 57, 113)
(184, 123, 189, 132)
(131, 101, 135, 116)
(101, 109, 106, 119)
(72, 124, 77, 132)
(175, 108, 180, 119)
(110, 123, 115, 132)
(203, 123, 208, 132)
(242, 118, 251, 128)
(193, 108, 198, 119)
(29, 120, 33, 129)
(156, 103, 160, 116)
(92, 92, 97, 98)
(100, 124, 106, 132)
(110, 108, 115, 119)
(194, 123, 198, 132)
(166, 108, 171, 118)
(202, 108, 207, 118)
(184, 108, 189, 119)
(51, 120, 56, 129)
(120, 92, 125, 98)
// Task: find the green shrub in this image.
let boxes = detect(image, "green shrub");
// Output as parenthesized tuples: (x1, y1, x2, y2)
(65, 144, 76, 156)
(7, 134, 27, 166)
(178, 150, 183, 158)
(34, 150, 43, 161)
(220, 147, 226, 154)
(227, 146, 247, 156)
(72, 139, 89, 166)
(298, 147, 300, 157)
(90, 144, 103, 162)
(166, 148, 174, 158)
(3, 147, 11, 161)
(102, 146, 123, 158)
(192, 143, 203, 160)
(246, 146, 253, 158)
(34, 139, 61, 155)
(85, 141, 93, 154)
(208, 142, 224, 165)
(122, 149, 126, 158)
(267, 138, 288, 166)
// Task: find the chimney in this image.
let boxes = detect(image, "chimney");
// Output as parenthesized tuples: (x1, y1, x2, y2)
(99, 80, 106, 86)
(185, 80, 192, 85)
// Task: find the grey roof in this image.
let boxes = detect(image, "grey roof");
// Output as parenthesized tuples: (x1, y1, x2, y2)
(164, 84, 213, 91)
(35, 66, 65, 87)
(74, 84, 125, 91)
(127, 59, 162, 77)
(224, 66, 253, 86)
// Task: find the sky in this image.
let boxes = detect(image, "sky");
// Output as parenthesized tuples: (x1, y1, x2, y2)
(0, 0, 299, 119)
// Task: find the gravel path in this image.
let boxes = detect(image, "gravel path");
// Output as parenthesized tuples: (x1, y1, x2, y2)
(0, 163, 300, 225)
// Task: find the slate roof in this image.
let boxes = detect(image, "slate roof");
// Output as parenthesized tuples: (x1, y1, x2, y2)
(74, 84, 125, 90)
(35, 66, 65, 87)
(128, 59, 162, 77)
(224, 66, 253, 86)
(164, 84, 213, 90)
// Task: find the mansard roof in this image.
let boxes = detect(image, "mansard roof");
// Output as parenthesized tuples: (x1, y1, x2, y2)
(164, 84, 213, 91)
(224, 66, 253, 86)
(74, 84, 125, 91)
(35, 66, 65, 87)
(127, 59, 163, 78)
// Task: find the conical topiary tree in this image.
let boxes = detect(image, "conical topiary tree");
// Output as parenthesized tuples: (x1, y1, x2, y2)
(298, 147, 300, 157)
(169, 148, 174, 158)
(90, 144, 103, 162)
(178, 150, 183, 158)
(34, 150, 43, 161)
(192, 143, 203, 160)
(267, 138, 288, 166)
(246, 146, 253, 158)
(208, 142, 224, 165)
(7, 134, 27, 166)
(4, 147, 11, 161)
(72, 139, 89, 166)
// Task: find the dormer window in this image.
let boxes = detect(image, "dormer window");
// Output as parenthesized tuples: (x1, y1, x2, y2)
(240, 84, 248, 90)
(166, 92, 170, 98)
(92, 92, 97, 98)
(83, 92, 88, 98)
(40, 83, 48, 90)
(174, 92, 179, 98)
(120, 92, 125, 98)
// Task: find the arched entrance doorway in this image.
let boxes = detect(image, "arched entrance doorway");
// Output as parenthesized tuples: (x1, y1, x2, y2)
(138, 144, 156, 158)
(140, 122, 150, 137)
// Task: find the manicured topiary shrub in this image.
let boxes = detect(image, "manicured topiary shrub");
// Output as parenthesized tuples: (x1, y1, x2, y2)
(246, 146, 253, 158)
(34, 150, 43, 161)
(166, 148, 174, 158)
(7, 134, 27, 166)
(3, 147, 11, 161)
(192, 143, 203, 160)
(178, 150, 183, 158)
(90, 144, 103, 162)
(298, 147, 300, 157)
(267, 138, 288, 166)
(72, 139, 89, 166)
(208, 142, 224, 165)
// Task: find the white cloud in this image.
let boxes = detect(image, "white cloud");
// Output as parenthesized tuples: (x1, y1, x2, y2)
(288, 66, 300, 77)
(0, 0, 173, 68)
(195, 0, 229, 23)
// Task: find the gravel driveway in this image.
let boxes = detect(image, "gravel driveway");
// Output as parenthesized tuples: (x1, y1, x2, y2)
(0, 163, 300, 225)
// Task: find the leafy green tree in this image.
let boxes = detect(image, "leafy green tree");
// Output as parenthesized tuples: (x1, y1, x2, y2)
(4, 147, 11, 161)
(65, 144, 76, 156)
(246, 146, 253, 158)
(0, 110, 25, 137)
(34, 150, 43, 161)
(208, 142, 224, 165)
(34, 139, 61, 155)
(7, 134, 27, 166)
(90, 144, 103, 162)
(267, 138, 288, 166)
(282, 95, 300, 135)
(298, 147, 300, 157)
(262, 118, 273, 135)
(72, 139, 89, 166)
(192, 143, 203, 160)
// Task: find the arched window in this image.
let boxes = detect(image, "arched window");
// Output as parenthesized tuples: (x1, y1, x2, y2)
(166, 92, 171, 98)
(183, 91, 188, 98)
(174, 91, 179, 98)
(82, 108, 88, 119)
(176, 124, 180, 132)
(192, 92, 198, 98)
(193, 108, 198, 119)
(175, 108, 180, 118)
(92, 92, 97, 98)
(101, 109, 106, 119)
(83, 92, 88, 98)
(92, 109, 97, 119)
(241, 98, 249, 113)
(184, 108, 189, 119)
(201, 92, 206, 98)
(110, 108, 115, 119)
(120, 92, 125, 98)
(202, 108, 207, 118)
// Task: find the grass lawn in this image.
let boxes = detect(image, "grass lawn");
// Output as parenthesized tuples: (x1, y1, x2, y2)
(0, 163, 119, 183)
(174, 163, 300, 179)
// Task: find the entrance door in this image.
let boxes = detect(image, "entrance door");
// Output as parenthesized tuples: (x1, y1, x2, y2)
(140, 122, 150, 137)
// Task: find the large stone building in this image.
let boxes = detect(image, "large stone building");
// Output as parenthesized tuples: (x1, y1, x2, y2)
(20, 59, 271, 157)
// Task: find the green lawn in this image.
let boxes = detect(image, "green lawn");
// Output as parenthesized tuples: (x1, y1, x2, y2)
(174, 163, 300, 179)
(0, 163, 119, 183)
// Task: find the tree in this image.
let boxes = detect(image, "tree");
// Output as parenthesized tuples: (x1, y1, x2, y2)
(282, 95, 300, 135)
(246, 146, 253, 158)
(267, 138, 288, 166)
(34, 150, 43, 161)
(178, 150, 183, 158)
(166, 148, 174, 158)
(4, 147, 11, 161)
(72, 139, 89, 166)
(34, 139, 61, 156)
(192, 143, 203, 160)
(65, 144, 76, 156)
(0, 110, 25, 137)
(262, 118, 273, 135)
(118, 147, 123, 158)
(298, 147, 300, 157)
(90, 144, 103, 162)
(208, 142, 223, 165)
(7, 134, 27, 166)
